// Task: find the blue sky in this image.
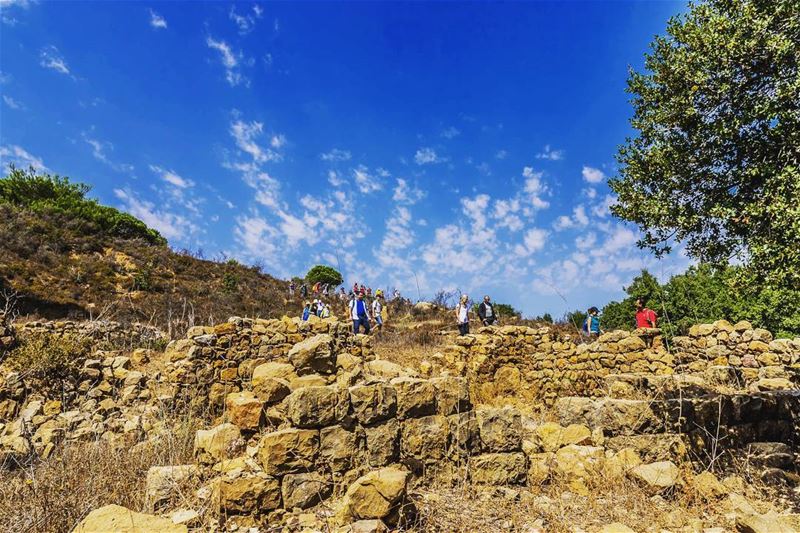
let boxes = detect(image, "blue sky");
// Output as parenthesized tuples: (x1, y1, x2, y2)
(0, 0, 692, 318)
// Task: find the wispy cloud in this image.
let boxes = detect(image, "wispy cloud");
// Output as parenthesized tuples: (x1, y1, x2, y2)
(82, 133, 134, 173)
(148, 9, 167, 29)
(440, 126, 460, 139)
(414, 147, 445, 165)
(0, 144, 47, 171)
(392, 178, 425, 205)
(582, 165, 606, 184)
(535, 144, 564, 161)
(229, 4, 262, 35)
(495, 149, 508, 160)
(353, 165, 384, 194)
(1, 0, 30, 25)
(320, 148, 351, 162)
(2, 95, 24, 110)
(230, 118, 282, 164)
(39, 46, 71, 77)
(114, 188, 196, 241)
(206, 37, 248, 87)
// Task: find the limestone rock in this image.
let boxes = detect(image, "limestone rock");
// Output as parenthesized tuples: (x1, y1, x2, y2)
(349, 383, 397, 425)
(194, 423, 242, 464)
(691, 471, 728, 500)
(736, 511, 799, 533)
(430, 376, 471, 415)
(598, 524, 637, 533)
(281, 472, 332, 509)
(629, 461, 680, 494)
(288, 334, 335, 374)
(340, 467, 410, 523)
(552, 445, 604, 494)
(145, 465, 197, 510)
(212, 472, 281, 513)
(401, 415, 448, 464)
(533, 422, 591, 453)
(74, 504, 187, 533)
(365, 419, 400, 467)
(363, 360, 414, 379)
(390, 377, 435, 419)
(258, 428, 319, 475)
(320, 425, 357, 472)
(225, 391, 263, 430)
(476, 407, 521, 452)
(470, 452, 527, 485)
(286, 386, 340, 428)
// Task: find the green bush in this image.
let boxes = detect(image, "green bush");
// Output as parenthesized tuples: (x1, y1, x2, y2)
(0, 166, 166, 246)
(222, 271, 239, 293)
(6, 333, 92, 378)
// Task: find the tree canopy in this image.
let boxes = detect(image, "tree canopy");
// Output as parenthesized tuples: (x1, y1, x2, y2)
(1, 166, 167, 246)
(611, 0, 800, 291)
(305, 265, 343, 286)
(601, 265, 800, 338)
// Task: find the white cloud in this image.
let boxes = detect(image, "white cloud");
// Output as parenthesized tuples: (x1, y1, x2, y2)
(535, 145, 564, 161)
(229, 4, 262, 35)
(353, 165, 383, 194)
(591, 193, 616, 217)
(575, 232, 597, 250)
(39, 46, 71, 76)
(554, 205, 589, 231)
(270, 134, 286, 149)
(82, 134, 134, 173)
(149, 165, 193, 189)
(234, 214, 282, 267)
(441, 126, 460, 139)
(207, 37, 248, 87)
(320, 148, 351, 162)
(328, 170, 345, 187)
(522, 167, 550, 210)
(517, 228, 548, 256)
(230, 119, 282, 163)
(392, 178, 425, 205)
(149, 9, 167, 29)
(0, 144, 47, 171)
(2, 95, 23, 109)
(495, 149, 508, 160)
(414, 147, 445, 165)
(114, 188, 196, 241)
(582, 165, 605, 184)
(1, 0, 30, 25)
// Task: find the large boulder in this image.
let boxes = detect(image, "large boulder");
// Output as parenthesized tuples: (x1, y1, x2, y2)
(390, 377, 435, 419)
(339, 467, 411, 524)
(736, 511, 800, 533)
(364, 419, 400, 467)
(258, 428, 319, 475)
(285, 386, 341, 428)
(251, 362, 295, 403)
(194, 423, 242, 464)
(349, 383, 397, 425)
(288, 334, 335, 374)
(476, 407, 521, 452)
(74, 504, 187, 532)
(532, 422, 591, 453)
(430, 376, 471, 415)
(400, 415, 449, 464)
(320, 425, 358, 472)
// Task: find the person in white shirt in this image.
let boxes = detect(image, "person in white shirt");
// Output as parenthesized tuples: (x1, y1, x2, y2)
(349, 292, 371, 334)
(371, 293, 384, 331)
(456, 294, 470, 335)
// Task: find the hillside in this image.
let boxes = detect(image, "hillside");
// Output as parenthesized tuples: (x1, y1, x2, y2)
(0, 169, 292, 336)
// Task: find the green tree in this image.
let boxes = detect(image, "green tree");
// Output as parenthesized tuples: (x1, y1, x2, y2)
(305, 265, 343, 287)
(611, 0, 800, 291)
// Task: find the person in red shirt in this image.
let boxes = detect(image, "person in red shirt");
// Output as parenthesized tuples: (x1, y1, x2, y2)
(635, 298, 658, 328)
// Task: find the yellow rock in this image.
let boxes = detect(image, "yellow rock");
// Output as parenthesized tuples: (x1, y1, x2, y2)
(74, 504, 187, 532)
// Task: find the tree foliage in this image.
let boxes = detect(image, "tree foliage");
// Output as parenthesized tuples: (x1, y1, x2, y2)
(1, 166, 166, 245)
(305, 265, 343, 287)
(601, 265, 800, 337)
(611, 0, 800, 291)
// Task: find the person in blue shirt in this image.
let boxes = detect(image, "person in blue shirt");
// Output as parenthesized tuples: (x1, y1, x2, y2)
(583, 306, 601, 338)
(301, 302, 311, 321)
(349, 292, 371, 334)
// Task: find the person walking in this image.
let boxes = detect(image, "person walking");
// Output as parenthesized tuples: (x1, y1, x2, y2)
(288, 280, 296, 297)
(350, 292, 371, 334)
(371, 293, 385, 332)
(301, 302, 311, 321)
(583, 307, 602, 338)
(300, 283, 308, 298)
(478, 295, 497, 326)
(456, 294, 471, 335)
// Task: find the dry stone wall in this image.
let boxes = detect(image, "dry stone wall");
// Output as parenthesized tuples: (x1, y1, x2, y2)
(446, 321, 799, 405)
(17, 319, 165, 350)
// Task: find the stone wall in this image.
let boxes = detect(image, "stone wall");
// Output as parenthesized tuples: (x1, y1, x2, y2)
(17, 319, 166, 350)
(160, 315, 374, 413)
(446, 321, 800, 405)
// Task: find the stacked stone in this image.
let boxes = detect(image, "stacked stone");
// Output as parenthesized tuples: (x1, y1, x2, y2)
(163, 316, 374, 413)
(0, 313, 14, 353)
(0, 347, 160, 463)
(18, 319, 165, 349)
(670, 320, 800, 389)
(447, 326, 672, 405)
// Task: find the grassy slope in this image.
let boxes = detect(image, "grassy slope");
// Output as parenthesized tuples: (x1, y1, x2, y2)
(0, 203, 292, 335)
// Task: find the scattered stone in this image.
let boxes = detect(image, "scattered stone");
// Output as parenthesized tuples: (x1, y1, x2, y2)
(74, 504, 187, 532)
(629, 461, 680, 494)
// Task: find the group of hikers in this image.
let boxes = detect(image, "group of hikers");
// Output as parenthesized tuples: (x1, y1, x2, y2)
(453, 295, 659, 337)
(296, 277, 660, 339)
(296, 281, 396, 335)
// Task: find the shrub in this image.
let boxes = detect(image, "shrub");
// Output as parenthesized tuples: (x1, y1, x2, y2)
(305, 265, 343, 286)
(0, 167, 166, 246)
(6, 333, 92, 378)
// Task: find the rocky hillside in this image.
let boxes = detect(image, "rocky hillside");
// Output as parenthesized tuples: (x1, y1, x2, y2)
(0, 170, 292, 336)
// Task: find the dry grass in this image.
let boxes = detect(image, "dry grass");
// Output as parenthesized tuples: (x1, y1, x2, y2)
(372, 318, 449, 372)
(0, 414, 201, 533)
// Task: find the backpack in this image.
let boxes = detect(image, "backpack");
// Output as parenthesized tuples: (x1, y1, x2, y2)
(582, 318, 589, 333)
